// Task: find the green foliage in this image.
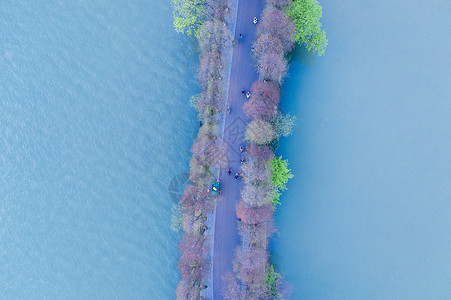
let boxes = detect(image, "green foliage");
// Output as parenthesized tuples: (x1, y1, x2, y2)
(272, 190, 281, 209)
(171, 204, 182, 231)
(270, 156, 293, 208)
(267, 264, 282, 298)
(273, 113, 297, 137)
(173, 0, 207, 35)
(189, 94, 200, 109)
(285, 0, 328, 56)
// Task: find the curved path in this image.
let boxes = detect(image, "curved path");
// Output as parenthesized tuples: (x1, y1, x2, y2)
(213, 0, 264, 298)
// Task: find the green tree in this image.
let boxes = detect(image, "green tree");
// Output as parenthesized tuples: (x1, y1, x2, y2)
(270, 156, 293, 208)
(266, 264, 282, 298)
(173, 0, 207, 35)
(285, 0, 328, 56)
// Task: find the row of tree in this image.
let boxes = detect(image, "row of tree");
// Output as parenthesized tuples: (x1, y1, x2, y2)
(174, 0, 232, 299)
(222, 0, 327, 297)
(222, 0, 296, 298)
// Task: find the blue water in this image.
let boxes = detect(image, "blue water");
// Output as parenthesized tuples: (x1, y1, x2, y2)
(0, 1, 198, 298)
(273, 0, 451, 299)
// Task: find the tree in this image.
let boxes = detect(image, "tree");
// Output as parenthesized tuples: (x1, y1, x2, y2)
(257, 52, 288, 84)
(197, 20, 230, 54)
(257, 6, 295, 51)
(197, 51, 224, 90)
(207, 0, 229, 20)
(176, 279, 201, 299)
(180, 184, 215, 216)
(191, 129, 227, 169)
(253, 33, 285, 62)
(233, 247, 269, 298)
(236, 201, 274, 224)
(285, 0, 328, 56)
(173, 0, 207, 35)
(222, 272, 241, 300)
(177, 233, 209, 290)
(273, 113, 297, 137)
(248, 144, 275, 161)
(267, 0, 293, 9)
(266, 264, 283, 298)
(244, 81, 280, 120)
(241, 182, 275, 207)
(241, 160, 272, 185)
(246, 119, 276, 145)
(270, 156, 293, 191)
(238, 220, 275, 247)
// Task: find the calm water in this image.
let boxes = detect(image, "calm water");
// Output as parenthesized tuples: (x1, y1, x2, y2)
(0, 1, 198, 298)
(273, 0, 451, 299)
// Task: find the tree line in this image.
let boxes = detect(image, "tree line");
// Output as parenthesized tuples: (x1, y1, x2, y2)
(173, 0, 327, 298)
(173, 0, 232, 299)
(223, 0, 326, 298)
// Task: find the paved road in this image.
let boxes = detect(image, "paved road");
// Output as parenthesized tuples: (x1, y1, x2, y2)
(213, 0, 264, 298)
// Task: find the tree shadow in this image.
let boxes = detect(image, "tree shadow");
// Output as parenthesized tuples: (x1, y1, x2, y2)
(288, 45, 315, 67)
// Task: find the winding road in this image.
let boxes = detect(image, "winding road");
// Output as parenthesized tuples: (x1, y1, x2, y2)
(213, 0, 264, 298)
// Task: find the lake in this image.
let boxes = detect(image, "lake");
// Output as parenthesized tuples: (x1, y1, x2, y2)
(273, 0, 451, 299)
(0, 0, 197, 298)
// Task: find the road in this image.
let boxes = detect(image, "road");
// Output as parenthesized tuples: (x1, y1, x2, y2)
(213, 0, 264, 298)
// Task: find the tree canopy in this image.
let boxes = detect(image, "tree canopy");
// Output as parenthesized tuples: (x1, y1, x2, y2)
(285, 0, 328, 56)
(173, 0, 207, 35)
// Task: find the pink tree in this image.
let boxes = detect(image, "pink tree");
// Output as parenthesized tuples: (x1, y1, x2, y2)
(241, 182, 275, 207)
(222, 272, 241, 300)
(241, 160, 272, 185)
(236, 201, 274, 224)
(257, 52, 288, 84)
(233, 247, 269, 298)
(177, 233, 209, 283)
(244, 81, 280, 120)
(248, 144, 274, 161)
(266, 0, 293, 9)
(253, 33, 285, 61)
(257, 6, 295, 51)
(238, 220, 275, 247)
(180, 184, 215, 216)
(207, 0, 229, 20)
(176, 279, 201, 300)
(197, 51, 223, 90)
(197, 20, 230, 54)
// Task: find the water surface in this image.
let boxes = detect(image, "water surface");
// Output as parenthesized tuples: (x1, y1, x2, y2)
(273, 1, 451, 299)
(0, 1, 197, 298)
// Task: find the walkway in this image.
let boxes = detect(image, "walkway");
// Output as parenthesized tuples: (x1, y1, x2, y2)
(213, 0, 264, 298)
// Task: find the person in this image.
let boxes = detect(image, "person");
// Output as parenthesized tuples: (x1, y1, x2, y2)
(239, 34, 243, 41)
(240, 144, 245, 152)
(241, 89, 245, 95)
(246, 91, 250, 99)
(240, 156, 245, 163)
(235, 173, 239, 180)
(228, 168, 232, 175)
(226, 106, 230, 114)
(253, 17, 258, 25)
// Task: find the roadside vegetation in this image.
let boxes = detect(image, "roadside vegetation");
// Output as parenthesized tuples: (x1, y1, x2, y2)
(174, 0, 327, 298)
(172, 0, 232, 299)
(224, 0, 326, 298)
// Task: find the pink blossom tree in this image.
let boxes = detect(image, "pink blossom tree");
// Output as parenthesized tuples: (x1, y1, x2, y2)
(247, 144, 275, 161)
(236, 201, 274, 224)
(257, 6, 295, 51)
(257, 52, 288, 84)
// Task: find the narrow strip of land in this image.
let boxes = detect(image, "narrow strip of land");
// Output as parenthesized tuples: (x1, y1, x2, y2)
(213, 0, 264, 298)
